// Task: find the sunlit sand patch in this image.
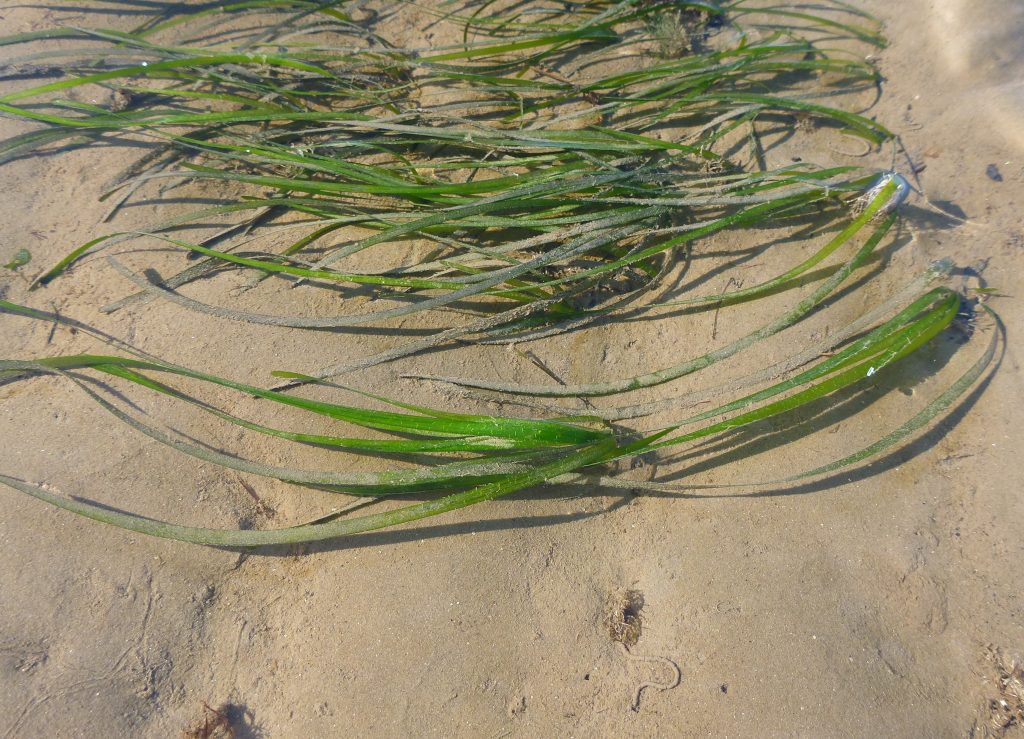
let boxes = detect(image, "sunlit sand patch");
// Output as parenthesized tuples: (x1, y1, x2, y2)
(930, 0, 1024, 151)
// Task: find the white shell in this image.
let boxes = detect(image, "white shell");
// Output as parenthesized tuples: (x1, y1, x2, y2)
(863, 171, 911, 215)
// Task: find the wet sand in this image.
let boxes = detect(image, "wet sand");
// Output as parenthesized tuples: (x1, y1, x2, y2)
(1, 1, 1023, 736)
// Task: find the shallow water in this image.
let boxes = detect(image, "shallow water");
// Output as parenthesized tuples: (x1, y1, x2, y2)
(931, 0, 1024, 150)
(1, 3, 1023, 736)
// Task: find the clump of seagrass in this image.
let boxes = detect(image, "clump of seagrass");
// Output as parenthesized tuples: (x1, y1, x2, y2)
(0, 2, 1001, 546)
(0, 252, 1000, 547)
(0, 0, 891, 383)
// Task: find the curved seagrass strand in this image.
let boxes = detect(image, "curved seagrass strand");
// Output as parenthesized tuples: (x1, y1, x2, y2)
(560, 309, 1001, 495)
(4, 279, 963, 484)
(2, 372, 541, 492)
(0, 282, 989, 546)
(586, 258, 955, 420)
(0, 440, 620, 547)
(0, 357, 599, 495)
(643, 288, 963, 450)
(0, 355, 606, 445)
(478, 258, 955, 421)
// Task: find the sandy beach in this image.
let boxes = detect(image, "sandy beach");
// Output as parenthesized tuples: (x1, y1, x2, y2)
(1, 1, 1022, 736)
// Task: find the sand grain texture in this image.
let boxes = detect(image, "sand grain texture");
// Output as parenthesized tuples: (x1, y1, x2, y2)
(1, 1, 1023, 736)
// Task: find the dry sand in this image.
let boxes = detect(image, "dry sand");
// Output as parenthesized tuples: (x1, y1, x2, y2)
(1, 1, 1023, 736)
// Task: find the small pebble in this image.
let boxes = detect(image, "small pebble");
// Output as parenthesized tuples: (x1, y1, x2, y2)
(986, 163, 1003, 182)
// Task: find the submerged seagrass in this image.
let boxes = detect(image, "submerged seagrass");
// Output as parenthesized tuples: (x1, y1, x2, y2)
(0, 1, 998, 545)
